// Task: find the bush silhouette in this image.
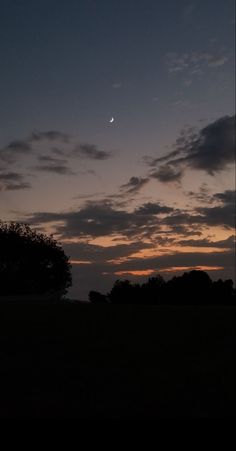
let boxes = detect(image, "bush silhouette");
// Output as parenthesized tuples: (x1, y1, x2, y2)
(0, 222, 72, 299)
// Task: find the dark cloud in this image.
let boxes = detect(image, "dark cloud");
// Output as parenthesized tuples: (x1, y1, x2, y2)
(0, 172, 25, 182)
(120, 176, 149, 194)
(6, 140, 31, 153)
(35, 155, 75, 174)
(1, 182, 31, 191)
(183, 115, 235, 173)
(23, 200, 168, 240)
(213, 190, 235, 205)
(186, 184, 211, 204)
(150, 165, 183, 183)
(135, 202, 174, 215)
(0, 140, 32, 163)
(63, 240, 152, 265)
(38, 155, 68, 164)
(1, 132, 111, 175)
(147, 115, 235, 181)
(30, 131, 70, 143)
(0, 171, 31, 190)
(34, 164, 75, 175)
(23, 190, 234, 242)
(195, 195, 235, 229)
(74, 143, 111, 160)
(176, 235, 235, 249)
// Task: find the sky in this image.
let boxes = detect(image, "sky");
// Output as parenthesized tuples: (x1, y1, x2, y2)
(0, 0, 235, 299)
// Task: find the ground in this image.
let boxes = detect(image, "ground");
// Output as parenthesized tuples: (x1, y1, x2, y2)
(0, 302, 235, 418)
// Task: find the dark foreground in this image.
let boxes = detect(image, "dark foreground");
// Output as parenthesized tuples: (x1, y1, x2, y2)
(0, 302, 235, 419)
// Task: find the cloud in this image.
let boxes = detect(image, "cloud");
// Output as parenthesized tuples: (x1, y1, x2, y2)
(176, 235, 235, 249)
(150, 165, 183, 183)
(0, 182, 31, 191)
(182, 79, 192, 87)
(112, 82, 122, 89)
(63, 240, 152, 265)
(147, 115, 235, 180)
(213, 190, 235, 205)
(0, 171, 31, 190)
(1, 132, 111, 170)
(73, 143, 111, 160)
(166, 51, 228, 74)
(162, 190, 235, 230)
(120, 176, 149, 194)
(68, 245, 235, 299)
(19, 190, 235, 299)
(195, 190, 235, 229)
(38, 155, 68, 163)
(34, 164, 75, 175)
(186, 184, 211, 204)
(182, 2, 195, 19)
(0, 172, 25, 182)
(0, 140, 32, 163)
(30, 131, 70, 143)
(22, 198, 180, 241)
(23, 189, 234, 243)
(135, 202, 174, 215)
(207, 56, 228, 67)
(34, 155, 75, 175)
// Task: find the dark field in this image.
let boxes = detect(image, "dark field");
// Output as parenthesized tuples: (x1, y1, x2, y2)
(0, 302, 235, 419)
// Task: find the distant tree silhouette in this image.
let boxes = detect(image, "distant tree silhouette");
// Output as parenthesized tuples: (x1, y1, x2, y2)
(166, 270, 212, 303)
(108, 280, 138, 304)
(103, 270, 235, 305)
(89, 290, 108, 303)
(141, 275, 165, 304)
(0, 222, 72, 299)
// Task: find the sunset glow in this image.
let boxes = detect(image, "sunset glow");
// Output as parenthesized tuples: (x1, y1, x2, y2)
(0, 1, 234, 299)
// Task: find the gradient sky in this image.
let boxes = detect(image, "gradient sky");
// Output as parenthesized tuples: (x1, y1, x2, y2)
(0, 0, 235, 299)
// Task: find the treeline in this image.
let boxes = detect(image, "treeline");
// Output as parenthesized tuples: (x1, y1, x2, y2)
(89, 270, 235, 305)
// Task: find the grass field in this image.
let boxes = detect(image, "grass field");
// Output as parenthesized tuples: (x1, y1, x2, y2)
(0, 302, 235, 418)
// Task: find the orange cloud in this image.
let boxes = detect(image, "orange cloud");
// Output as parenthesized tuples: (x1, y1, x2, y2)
(158, 265, 224, 272)
(114, 266, 224, 277)
(114, 269, 156, 276)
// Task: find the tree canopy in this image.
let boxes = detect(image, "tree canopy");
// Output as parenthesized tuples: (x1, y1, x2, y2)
(0, 222, 72, 299)
(89, 270, 235, 305)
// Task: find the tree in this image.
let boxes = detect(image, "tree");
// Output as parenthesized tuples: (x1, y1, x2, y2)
(89, 290, 108, 303)
(141, 275, 165, 304)
(0, 222, 72, 299)
(108, 279, 135, 304)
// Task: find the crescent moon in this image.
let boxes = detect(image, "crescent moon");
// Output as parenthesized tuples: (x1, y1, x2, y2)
(109, 117, 114, 123)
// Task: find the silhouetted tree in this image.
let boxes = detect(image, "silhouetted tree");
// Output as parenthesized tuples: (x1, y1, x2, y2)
(141, 275, 165, 304)
(108, 279, 136, 304)
(102, 270, 235, 305)
(166, 270, 212, 303)
(0, 222, 72, 299)
(212, 278, 234, 302)
(89, 290, 108, 303)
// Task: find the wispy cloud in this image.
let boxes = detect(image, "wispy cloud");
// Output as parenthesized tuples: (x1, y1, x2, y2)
(33, 164, 75, 175)
(0, 171, 31, 190)
(166, 51, 228, 74)
(73, 143, 112, 160)
(30, 130, 70, 143)
(112, 82, 122, 89)
(120, 176, 149, 194)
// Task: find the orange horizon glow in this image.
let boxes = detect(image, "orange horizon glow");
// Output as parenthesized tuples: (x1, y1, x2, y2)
(114, 266, 224, 276)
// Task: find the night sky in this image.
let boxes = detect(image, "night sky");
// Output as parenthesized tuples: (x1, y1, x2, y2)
(0, 0, 235, 299)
